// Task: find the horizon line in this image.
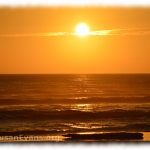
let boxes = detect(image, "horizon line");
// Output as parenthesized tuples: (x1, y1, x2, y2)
(0, 73, 150, 75)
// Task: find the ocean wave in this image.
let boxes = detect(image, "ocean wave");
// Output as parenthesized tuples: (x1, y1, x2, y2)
(1, 123, 150, 134)
(0, 96, 150, 105)
(1, 109, 150, 120)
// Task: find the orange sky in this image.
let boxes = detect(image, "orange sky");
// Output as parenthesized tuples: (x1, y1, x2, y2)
(0, 7, 150, 74)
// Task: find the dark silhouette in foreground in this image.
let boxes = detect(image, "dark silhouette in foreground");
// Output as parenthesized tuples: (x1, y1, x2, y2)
(63, 132, 143, 140)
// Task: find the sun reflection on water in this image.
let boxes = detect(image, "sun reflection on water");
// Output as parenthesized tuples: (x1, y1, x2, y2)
(69, 104, 92, 112)
(63, 123, 103, 130)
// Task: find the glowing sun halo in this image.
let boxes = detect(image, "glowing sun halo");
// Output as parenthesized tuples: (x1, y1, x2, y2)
(76, 24, 88, 36)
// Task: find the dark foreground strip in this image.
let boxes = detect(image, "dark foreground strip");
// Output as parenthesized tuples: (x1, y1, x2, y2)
(63, 133, 143, 140)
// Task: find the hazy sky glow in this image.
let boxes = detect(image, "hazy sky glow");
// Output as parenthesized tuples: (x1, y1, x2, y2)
(0, 7, 150, 74)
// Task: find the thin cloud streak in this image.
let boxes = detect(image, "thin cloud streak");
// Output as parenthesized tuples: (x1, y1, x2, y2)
(0, 32, 71, 37)
(1, 28, 150, 37)
(89, 28, 150, 35)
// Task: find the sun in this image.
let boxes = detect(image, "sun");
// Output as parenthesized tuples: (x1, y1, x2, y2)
(76, 24, 88, 36)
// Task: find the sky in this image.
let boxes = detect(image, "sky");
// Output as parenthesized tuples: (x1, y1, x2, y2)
(0, 7, 150, 74)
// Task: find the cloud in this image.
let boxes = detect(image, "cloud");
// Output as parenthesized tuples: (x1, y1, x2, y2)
(1, 28, 150, 37)
(89, 28, 150, 35)
(0, 32, 71, 37)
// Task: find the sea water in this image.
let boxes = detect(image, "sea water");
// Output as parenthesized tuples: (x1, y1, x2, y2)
(0, 74, 150, 141)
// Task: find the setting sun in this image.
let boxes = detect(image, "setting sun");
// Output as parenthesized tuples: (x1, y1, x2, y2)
(76, 24, 88, 36)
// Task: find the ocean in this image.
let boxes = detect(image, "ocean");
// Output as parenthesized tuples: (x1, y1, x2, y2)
(0, 74, 150, 141)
